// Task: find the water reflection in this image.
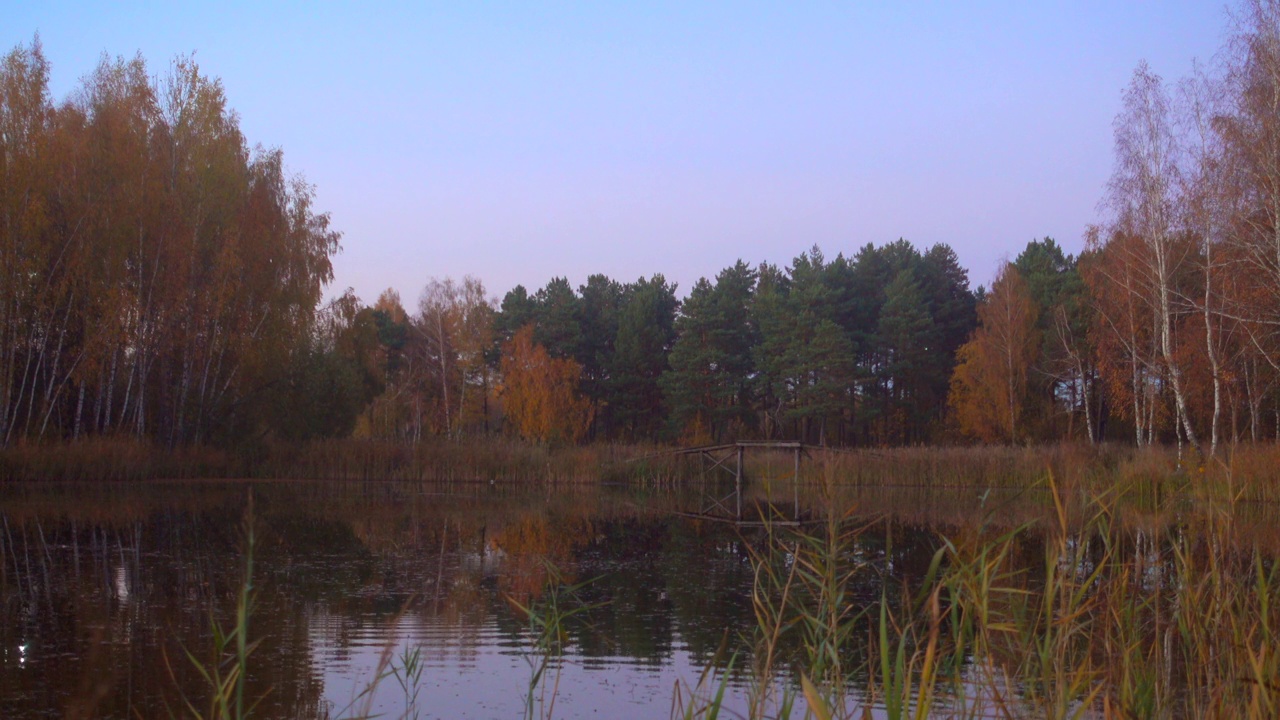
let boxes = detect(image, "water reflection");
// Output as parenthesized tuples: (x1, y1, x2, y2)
(0, 479, 1274, 718)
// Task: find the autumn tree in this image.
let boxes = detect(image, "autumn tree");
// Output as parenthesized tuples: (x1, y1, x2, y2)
(948, 263, 1039, 443)
(413, 277, 494, 438)
(1105, 62, 1202, 451)
(0, 40, 340, 447)
(360, 289, 413, 439)
(1083, 230, 1166, 445)
(1212, 0, 1280, 443)
(261, 290, 380, 441)
(0, 38, 55, 444)
(500, 326, 592, 444)
(1013, 238, 1099, 441)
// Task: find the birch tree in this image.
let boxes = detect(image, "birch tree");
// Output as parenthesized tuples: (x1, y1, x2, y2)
(1106, 63, 1202, 453)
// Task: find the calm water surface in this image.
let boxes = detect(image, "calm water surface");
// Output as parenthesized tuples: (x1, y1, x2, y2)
(1, 478, 1264, 718)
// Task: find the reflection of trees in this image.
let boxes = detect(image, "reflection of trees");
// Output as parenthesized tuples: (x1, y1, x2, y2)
(0, 504, 329, 720)
(4, 480, 1280, 717)
(488, 513, 595, 602)
(568, 519, 678, 662)
(658, 521, 758, 665)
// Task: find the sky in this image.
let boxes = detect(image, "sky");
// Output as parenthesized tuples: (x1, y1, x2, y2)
(5, 1, 1230, 306)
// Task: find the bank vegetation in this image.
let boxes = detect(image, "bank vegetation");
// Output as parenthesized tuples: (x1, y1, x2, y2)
(8, 2, 1280, 481)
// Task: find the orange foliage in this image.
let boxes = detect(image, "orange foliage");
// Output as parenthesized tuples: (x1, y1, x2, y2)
(490, 514, 594, 602)
(948, 263, 1039, 443)
(500, 326, 593, 445)
(1081, 230, 1169, 444)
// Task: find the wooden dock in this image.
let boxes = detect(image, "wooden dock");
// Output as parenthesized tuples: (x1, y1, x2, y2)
(654, 441, 817, 521)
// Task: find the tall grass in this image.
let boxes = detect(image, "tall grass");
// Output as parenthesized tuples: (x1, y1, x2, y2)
(741, 468, 947, 720)
(0, 436, 233, 481)
(0, 436, 673, 483)
(163, 490, 444, 720)
(506, 560, 608, 720)
(252, 437, 671, 483)
(164, 491, 262, 720)
(730, 471, 1280, 719)
(31, 436, 1273, 717)
(9, 437, 1280, 505)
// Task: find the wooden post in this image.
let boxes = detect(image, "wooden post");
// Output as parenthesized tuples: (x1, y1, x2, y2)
(794, 446, 801, 520)
(736, 445, 744, 520)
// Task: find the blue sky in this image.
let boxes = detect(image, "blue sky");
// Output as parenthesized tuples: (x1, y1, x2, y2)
(5, 1, 1228, 305)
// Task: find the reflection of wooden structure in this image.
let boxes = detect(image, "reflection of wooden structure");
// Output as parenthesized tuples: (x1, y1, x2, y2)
(670, 442, 810, 521)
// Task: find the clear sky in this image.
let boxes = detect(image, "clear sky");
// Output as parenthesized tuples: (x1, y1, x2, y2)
(5, 1, 1228, 305)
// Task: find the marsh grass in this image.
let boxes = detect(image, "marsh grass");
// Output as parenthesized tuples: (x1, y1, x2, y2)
(0, 436, 676, 483)
(507, 559, 609, 720)
(729, 469, 1280, 719)
(669, 635, 741, 720)
(161, 490, 434, 720)
(328, 628, 426, 720)
(741, 465, 950, 720)
(0, 436, 232, 481)
(163, 490, 264, 720)
(9, 438, 1280, 507)
(253, 437, 649, 483)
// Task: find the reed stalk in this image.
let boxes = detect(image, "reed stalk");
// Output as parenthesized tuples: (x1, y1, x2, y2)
(164, 490, 263, 720)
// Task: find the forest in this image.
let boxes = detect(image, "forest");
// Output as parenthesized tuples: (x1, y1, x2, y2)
(6, 2, 1280, 460)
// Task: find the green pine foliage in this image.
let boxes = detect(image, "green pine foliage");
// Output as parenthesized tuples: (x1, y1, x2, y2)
(608, 276, 679, 440)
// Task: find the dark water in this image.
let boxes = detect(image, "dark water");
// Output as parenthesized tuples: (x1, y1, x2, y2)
(1, 479, 1267, 719)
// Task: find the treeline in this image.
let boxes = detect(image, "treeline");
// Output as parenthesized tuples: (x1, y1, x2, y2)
(0, 41, 339, 447)
(335, 243, 978, 447)
(322, 238, 1114, 450)
(10, 0, 1280, 457)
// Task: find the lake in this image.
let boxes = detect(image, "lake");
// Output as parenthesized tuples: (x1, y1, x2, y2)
(1, 477, 1274, 719)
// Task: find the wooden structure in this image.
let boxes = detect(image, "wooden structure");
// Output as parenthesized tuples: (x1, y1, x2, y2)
(668, 441, 810, 521)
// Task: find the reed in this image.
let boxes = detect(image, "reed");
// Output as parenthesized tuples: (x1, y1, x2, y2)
(670, 637, 739, 720)
(507, 559, 608, 720)
(331, 622, 426, 720)
(0, 436, 233, 482)
(0, 435, 676, 483)
(164, 491, 262, 720)
(742, 502, 801, 718)
(9, 436, 1280, 503)
(725, 466, 1280, 719)
(741, 466, 937, 720)
(951, 482, 1276, 718)
(250, 437, 684, 483)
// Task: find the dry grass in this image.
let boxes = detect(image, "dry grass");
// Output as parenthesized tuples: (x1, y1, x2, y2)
(0, 436, 669, 483)
(0, 436, 232, 481)
(249, 437, 667, 482)
(6, 437, 1280, 512)
(732, 470, 1280, 719)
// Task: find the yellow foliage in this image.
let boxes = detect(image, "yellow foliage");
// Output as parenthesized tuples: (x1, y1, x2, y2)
(499, 326, 593, 444)
(948, 263, 1038, 443)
